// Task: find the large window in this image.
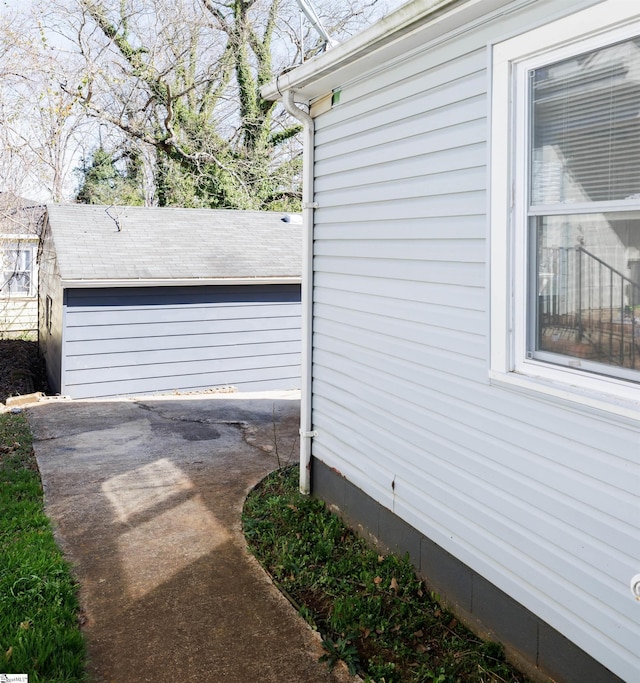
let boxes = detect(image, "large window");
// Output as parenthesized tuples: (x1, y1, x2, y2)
(491, 4, 640, 414)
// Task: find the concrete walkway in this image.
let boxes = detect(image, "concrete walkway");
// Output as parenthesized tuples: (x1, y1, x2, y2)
(26, 393, 359, 683)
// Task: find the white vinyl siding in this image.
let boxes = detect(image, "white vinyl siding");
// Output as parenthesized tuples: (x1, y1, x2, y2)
(309, 1, 640, 680)
(0, 299, 38, 338)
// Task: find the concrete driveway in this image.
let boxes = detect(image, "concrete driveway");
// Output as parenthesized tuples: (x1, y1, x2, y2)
(26, 392, 358, 683)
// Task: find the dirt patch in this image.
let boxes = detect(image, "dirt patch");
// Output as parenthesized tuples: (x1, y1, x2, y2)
(0, 339, 48, 404)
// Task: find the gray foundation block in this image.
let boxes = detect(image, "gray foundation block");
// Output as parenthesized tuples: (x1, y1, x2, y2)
(311, 457, 623, 683)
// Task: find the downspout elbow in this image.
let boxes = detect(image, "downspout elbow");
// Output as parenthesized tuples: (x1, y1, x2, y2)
(282, 90, 313, 136)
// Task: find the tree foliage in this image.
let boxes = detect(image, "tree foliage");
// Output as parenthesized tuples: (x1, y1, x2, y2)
(67, 0, 302, 208)
(1, 0, 399, 206)
(75, 146, 145, 205)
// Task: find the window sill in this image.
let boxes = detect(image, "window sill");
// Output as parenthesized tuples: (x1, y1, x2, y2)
(488, 369, 640, 425)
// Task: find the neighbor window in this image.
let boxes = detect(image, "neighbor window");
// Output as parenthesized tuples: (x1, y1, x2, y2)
(490, 4, 640, 412)
(1, 244, 34, 296)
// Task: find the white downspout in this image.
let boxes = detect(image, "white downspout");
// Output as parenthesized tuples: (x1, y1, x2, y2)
(282, 89, 316, 495)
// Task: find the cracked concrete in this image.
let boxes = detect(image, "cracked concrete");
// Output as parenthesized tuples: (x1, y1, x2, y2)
(26, 392, 359, 683)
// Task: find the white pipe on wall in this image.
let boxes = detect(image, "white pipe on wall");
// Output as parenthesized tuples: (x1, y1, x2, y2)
(282, 89, 316, 495)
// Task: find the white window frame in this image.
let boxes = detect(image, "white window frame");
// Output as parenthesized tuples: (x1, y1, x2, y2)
(489, 1, 640, 419)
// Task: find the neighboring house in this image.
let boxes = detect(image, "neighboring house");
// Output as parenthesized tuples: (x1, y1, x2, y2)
(0, 194, 45, 338)
(39, 204, 301, 398)
(263, 1, 640, 682)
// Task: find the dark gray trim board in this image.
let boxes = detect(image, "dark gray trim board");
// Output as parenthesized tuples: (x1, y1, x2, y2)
(311, 458, 624, 683)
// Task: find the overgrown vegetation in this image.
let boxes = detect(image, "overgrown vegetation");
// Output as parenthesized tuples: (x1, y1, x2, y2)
(243, 466, 531, 683)
(0, 412, 86, 682)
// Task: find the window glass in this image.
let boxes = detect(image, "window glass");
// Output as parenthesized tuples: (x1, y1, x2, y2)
(528, 36, 640, 381)
(2, 247, 33, 295)
(531, 37, 640, 205)
(532, 213, 640, 377)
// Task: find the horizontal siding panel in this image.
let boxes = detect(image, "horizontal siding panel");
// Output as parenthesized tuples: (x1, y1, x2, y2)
(313, 306, 638, 466)
(314, 238, 485, 263)
(65, 327, 301, 355)
(0, 299, 38, 332)
(313, 287, 485, 335)
(315, 191, 486, 224)
(315, 75, 485, 154)
(313, 393, 636, 615)
(65, 340, 301, 371)
(312, 368, 638, 573)
(312, 342, 638, 500)
(65, 351, 300, 385)
(314, 381, 637, 556)
(316, 50, 485, 134)
(315, 119, 485, 178)
(311, 437, 637, 659)
(315, 271, 486, 311)
(65, 302, 299, 327)
(316, 167, 485, 209)
(314, 255, 484, 288)
(66, 365, 300, 399)
(314, 215, 486, 241)
(314, 308, 486, 362)
(315, 143, 486, 193)
(64, 314, 299, 342)
(314, 328, 486, 386)
(313, 396, 637, 579)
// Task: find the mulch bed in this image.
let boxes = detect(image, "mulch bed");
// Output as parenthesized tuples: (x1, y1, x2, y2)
(0, 339, 48, 405)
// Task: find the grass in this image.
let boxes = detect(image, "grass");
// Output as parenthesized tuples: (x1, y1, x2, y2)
(0, 411, 86, 682)
(243, 465, 531, 683)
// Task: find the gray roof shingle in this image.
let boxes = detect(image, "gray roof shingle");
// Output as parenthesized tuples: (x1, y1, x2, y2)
(45, 204, 301, 282)
(0, 194, 45, 237)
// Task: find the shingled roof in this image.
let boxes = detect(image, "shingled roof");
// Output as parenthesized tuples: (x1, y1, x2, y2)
(0, 194, 45, 236)
(45, 204, 301, 283)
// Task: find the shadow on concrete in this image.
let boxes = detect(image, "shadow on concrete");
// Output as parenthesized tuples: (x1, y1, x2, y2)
(27, 394, 359, 683)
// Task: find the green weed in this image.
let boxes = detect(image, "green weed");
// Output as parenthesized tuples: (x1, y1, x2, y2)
(243, 465, 530, 683)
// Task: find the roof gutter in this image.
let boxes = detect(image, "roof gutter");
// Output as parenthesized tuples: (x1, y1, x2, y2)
(263, 0, 464, 101)
(282, 90, 315, 495)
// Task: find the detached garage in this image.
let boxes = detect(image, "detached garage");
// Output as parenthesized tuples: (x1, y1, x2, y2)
(38, 204, 301, 399)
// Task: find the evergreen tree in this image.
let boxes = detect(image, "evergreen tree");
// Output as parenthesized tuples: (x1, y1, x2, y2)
(75, 147, 145, 205)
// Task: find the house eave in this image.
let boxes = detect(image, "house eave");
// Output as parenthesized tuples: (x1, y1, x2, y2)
(261, 0, 512, 102)
(60, 277, 302, 289)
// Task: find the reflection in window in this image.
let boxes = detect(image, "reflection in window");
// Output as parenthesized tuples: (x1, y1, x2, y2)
(1, 246, 33, 296)
(529, 36, 640, 380)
